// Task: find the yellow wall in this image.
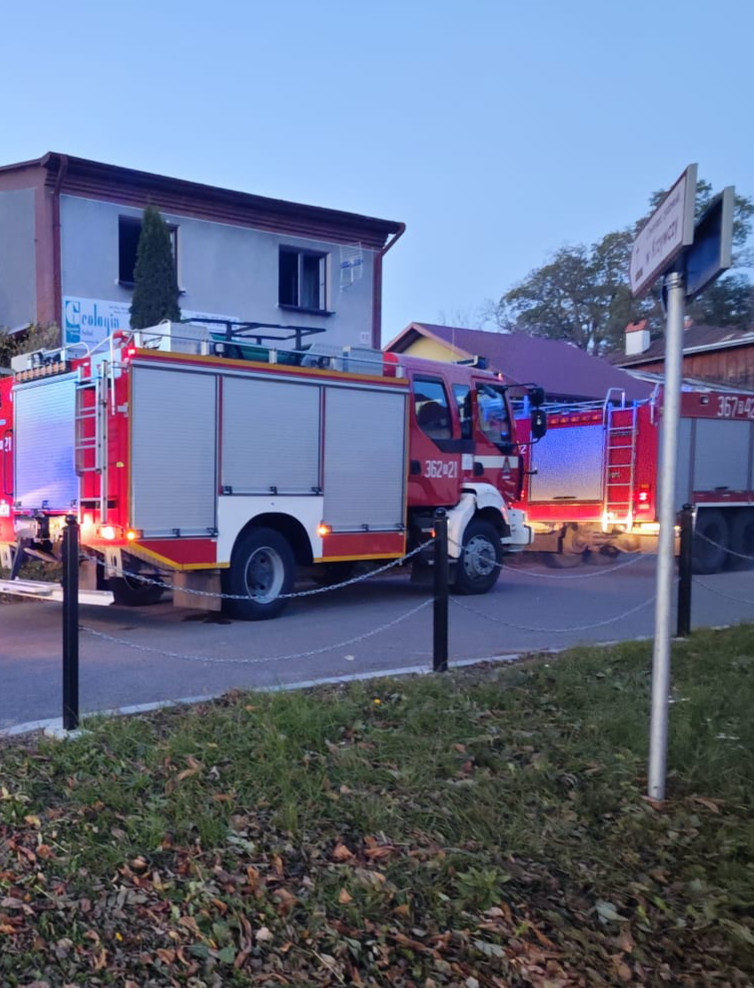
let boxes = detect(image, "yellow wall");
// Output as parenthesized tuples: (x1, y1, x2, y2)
(400, 337, 467, 363)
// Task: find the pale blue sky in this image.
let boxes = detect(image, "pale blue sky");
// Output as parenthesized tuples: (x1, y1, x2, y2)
(1, 0, 751, 341)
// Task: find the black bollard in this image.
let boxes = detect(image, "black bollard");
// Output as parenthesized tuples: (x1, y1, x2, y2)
(62, 515, 80, 731)
(677, 504, 693, 638)
(433, 509, 449, 672)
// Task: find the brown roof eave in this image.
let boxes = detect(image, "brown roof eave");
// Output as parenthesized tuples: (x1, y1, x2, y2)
(37, 152, 402, 248)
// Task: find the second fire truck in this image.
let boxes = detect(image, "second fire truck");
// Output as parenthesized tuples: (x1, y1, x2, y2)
(515, 386, 754, 572)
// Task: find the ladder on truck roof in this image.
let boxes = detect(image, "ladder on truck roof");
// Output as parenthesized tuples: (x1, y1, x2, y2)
(74, 365, 110, 524)
(602, 389, 638, 528)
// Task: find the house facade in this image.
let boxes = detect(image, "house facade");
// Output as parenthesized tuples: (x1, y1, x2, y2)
(613, 320, 754, 391)
(0, 153, 404, 350)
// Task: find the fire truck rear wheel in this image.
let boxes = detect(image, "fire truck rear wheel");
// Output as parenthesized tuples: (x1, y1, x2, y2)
(454, 520, 502, 595)
(727, 509, 754, 570)
(692, 509, 729, 574)
(224, 528, 295, 620)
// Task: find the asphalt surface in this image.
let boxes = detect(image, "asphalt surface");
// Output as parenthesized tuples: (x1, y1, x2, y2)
(2, 554, 753, 731)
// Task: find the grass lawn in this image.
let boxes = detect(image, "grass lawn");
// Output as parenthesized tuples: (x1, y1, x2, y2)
(1, 626, 752, 986)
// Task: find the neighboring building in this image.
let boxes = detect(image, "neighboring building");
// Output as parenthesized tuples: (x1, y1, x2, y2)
(0, 152, 404, 350)
(612, 320, 754, 391)
(384, 322, 652, 403)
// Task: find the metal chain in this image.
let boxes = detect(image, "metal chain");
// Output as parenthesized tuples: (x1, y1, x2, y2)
(446, 536, 650, 581)
(693, 578, 754, 606)
(501, 551, 649, 580)
(695, 530, 754, 563)
(82, 540, 433, 601)
(450, 592, 657, 633)
(80, 597, 433, 666)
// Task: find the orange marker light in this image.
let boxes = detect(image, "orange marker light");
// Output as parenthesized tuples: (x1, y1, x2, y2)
(317, 523, 332, 537)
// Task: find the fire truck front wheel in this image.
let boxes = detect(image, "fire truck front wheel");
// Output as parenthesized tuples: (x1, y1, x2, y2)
(224, 528, 296, 620)
(454, 520, 502, 595)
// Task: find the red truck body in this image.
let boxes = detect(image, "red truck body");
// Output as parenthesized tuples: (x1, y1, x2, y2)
(2, 324, 541, 615)
(515, 387, 754, 571)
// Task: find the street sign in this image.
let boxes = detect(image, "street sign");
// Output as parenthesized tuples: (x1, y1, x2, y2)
(685, 186, 734, 299)
(630, 164, 697, 297)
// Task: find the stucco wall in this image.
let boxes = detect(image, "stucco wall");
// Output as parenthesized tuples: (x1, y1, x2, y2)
(0, 189, 36, 329)
(396, 337, 462, 363)
(59, 195, 377, 349)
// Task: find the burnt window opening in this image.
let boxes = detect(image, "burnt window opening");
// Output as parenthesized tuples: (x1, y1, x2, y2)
(279, 248, 327, 312)
(118, 217, 177, 286)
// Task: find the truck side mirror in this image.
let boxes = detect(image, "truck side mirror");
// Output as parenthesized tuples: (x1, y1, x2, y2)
(530, 408, 547, 440)
(528, 386, 545, 407)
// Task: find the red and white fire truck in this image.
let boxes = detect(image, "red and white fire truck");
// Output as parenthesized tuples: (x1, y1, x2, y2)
(0, 323, 545, 618)
(515, 386, 754, 572)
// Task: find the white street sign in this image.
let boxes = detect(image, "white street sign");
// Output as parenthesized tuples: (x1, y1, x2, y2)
(629, 164, 697, 297)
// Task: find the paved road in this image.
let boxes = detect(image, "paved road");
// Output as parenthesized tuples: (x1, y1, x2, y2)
(2, 554, 753, 731)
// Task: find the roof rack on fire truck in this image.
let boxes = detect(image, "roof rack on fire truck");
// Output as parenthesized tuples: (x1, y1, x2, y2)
(179, 317, 327, 355)
(119, 320, 403, 379)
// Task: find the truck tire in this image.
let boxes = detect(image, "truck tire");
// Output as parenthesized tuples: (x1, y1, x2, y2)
(728, 509, 754, 570)
(692, 509, 729, 574)
(454, 520, 502, 595)
(545, 525, 587, 568)
(223, 527, 295, 620)
(109, 559, 164, 606)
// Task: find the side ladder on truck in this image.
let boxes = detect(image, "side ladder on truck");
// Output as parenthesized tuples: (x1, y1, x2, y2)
(602, 390, 639, 528)
(74, 366, 110, 525)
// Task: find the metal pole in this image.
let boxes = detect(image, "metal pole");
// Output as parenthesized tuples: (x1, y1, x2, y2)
(648, 270, 685, 800)
(677, 504, 694, 638)
(62, 515, 80, 731)
(433, 509, 449, 673)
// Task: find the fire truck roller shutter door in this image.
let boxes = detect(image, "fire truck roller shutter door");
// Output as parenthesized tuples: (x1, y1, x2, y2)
(15, 374, 79, 512)
(130, 367, 218, 537)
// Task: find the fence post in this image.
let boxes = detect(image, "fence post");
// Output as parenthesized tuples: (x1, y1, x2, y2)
(677, 504, 693, 638)
(62, 515, 80, 731)
(433, 509, 449, 673)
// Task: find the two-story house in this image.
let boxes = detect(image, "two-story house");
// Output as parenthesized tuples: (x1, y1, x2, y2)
(0, 152, 404, 350)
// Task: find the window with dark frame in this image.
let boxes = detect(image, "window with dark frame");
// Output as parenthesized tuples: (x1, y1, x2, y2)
(475, 382, 513, 447)
(278, 247, 327, 312)
(414, 377, 452, 441)
(118, 216, 177, 286)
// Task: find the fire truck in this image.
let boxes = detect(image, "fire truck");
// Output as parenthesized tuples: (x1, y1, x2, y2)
(515, 386, 754, 573)
(0, 323, 545, 618)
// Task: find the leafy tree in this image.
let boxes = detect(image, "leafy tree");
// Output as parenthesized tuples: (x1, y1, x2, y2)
(498, 180, 753, 351)
(129, 205, 181, 330)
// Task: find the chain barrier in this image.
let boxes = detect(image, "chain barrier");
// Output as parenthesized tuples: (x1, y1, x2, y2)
(446, 535, 650, 581)
(81, 597, 433, 666)
(693, 579, 754, 606)
(83, 539, 434, 601)
(694, 530, 754, 563)
(450, 591, 657, 633)
(501, 551, 649, 580)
